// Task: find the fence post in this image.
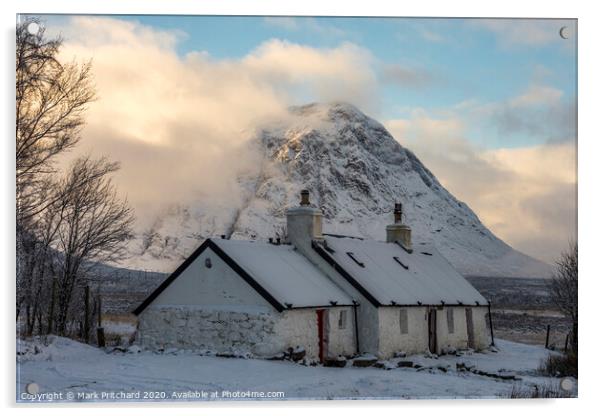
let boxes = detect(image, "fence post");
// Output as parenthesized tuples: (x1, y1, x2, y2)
(545, 324, 550, 349)
(84, 285, 90, 343)
(96, 294, 105, 348)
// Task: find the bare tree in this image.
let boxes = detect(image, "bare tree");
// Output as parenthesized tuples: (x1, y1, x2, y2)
(15, 20, 136, 340)
(548, 242, 578, 352)
(49, 157, 134, 335)
(16, 20, 95, 221)
(16, 19, 96, 326)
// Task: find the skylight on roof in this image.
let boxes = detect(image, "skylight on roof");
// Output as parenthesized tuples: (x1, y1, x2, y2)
(393, 256, 409, 270)
(346, 252, 365, 268)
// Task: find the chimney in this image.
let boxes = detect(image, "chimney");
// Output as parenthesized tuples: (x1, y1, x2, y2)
(386, 202, 412, 251)
(300, 189, 310, 206)
(286, 189, 323, 249)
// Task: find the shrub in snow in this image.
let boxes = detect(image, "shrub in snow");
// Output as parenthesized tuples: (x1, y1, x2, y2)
(506, 383, 574, 398)
(538, 352, 577, 378)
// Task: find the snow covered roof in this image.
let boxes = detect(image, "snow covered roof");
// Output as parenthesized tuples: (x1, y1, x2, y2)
(134, 238, 354, 315)
(315, 235, 488, 307)
(212, 239, 354, 309)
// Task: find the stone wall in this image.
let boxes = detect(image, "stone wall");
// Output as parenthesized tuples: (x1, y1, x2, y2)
(137, 305, 356, 359)
(137, 306, 282, 357)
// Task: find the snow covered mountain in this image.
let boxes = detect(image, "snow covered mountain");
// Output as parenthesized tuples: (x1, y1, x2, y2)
(122, 102, 552, 278)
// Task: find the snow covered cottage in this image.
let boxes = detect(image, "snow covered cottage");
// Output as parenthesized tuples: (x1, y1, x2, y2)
(134, 190, 491, 361)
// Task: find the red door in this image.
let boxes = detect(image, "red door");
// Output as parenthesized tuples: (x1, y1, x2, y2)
(316, 309, 326, 363)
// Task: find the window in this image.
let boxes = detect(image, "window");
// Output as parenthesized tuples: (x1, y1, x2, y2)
(399, 308, 409, 334)
(338, 310, 347, 329)
(346, 252, 365, 267)
(393, 256, 409, 270)
(447, 308, 455, 334)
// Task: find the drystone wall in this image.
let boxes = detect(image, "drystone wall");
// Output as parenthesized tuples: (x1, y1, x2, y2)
(137, 306, 282, 356)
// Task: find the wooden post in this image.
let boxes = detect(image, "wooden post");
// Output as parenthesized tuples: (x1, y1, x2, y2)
(84, 285, 90, 343)
(96, 294, 105, 348)
(545, 324, 551, 349)
(564, 332, 570, 352)
(46, 278, 57, 335)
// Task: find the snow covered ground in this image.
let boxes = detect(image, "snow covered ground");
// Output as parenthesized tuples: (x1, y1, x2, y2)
(16, 336, 575, 402)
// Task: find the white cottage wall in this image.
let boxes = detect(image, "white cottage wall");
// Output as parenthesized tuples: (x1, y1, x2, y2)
(436, 306, 468, 352)
(285, 205, 380, 356)
(149, 248, 272, 308)
(435, 306, 490, 353)
(273, 309, 320, 359)
(325, 307, 357, 357)
(471, 306, 491, 350)
(377, 307, 429, 358)
(290, 243, 379, 355)
(135, 247, 357, 359)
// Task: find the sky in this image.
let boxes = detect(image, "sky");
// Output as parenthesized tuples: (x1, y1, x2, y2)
(25, 14, 577, 264)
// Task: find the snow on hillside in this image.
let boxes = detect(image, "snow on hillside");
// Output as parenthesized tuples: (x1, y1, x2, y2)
(121, 102, 552, 278)
(17, 336, 574, 401)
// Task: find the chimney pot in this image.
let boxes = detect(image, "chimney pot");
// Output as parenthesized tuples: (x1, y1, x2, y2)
(394, 202, 402, 224)
(285, 189, 324, 248)
(300, 189, 310, 206)
(387, 202, 412, 250)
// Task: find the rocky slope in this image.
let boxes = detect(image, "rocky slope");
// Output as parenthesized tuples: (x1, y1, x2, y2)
(122, 102, 552, 278)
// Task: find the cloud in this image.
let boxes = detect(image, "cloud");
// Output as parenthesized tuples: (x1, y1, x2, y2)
(54, 16, 379, 229)
(455, 84, 576, 145)
(48, 16, 576, 264)
(471, 19, 576, 48)
(385, 112, 576, 264)
(509, 85, 564, 107)
(380, 64, 437, 89)
(263, 17, 347, 38)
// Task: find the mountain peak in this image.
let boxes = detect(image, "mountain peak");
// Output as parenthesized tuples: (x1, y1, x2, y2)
(287, 102, 385, 132)
(289, 101, 363, 118)
(124, 102, 553, 279)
